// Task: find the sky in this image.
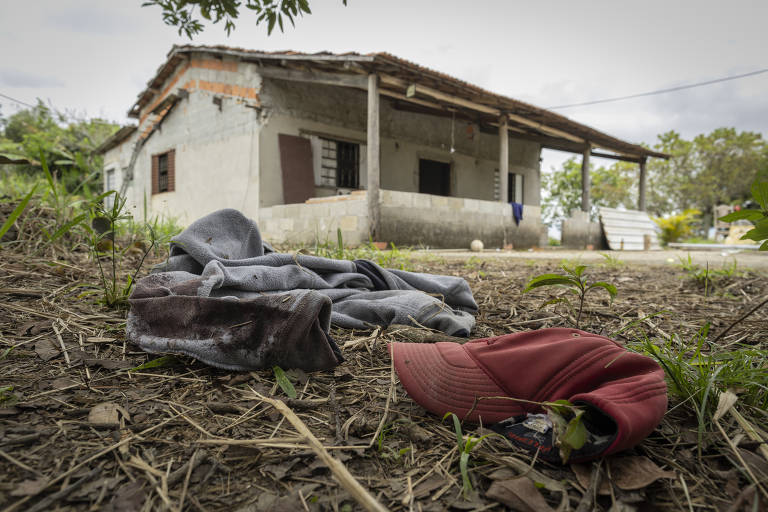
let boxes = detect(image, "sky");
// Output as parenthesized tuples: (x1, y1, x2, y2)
(1, 0, 767, 176)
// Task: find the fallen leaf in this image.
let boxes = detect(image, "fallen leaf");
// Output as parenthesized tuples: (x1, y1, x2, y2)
(714, 390, 738, 421)
(107, 480, 146, 512)
(9, 477, 49, 496)
(88, 402, 129, 427)
(487, 478, 555, 512)
(572, 456, 676, 495)
(51, 377, 78, 390)
(34, 339, 59, 361)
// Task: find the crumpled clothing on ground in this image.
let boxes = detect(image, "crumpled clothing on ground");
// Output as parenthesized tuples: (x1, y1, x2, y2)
(127, 208, 477, 371)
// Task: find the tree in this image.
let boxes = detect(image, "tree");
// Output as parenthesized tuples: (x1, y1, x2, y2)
(543, 128, 768, 233)
(541, 157, 637, 226)
(143, 0, 347, 38)
(0, 101, 118, 193)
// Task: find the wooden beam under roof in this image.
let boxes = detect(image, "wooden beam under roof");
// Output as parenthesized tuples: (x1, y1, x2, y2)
(379, 75, 586, 144)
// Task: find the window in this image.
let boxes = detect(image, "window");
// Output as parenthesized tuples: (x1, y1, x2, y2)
(494, 170, 523, 203)
(151, 149, 175, 194)
(319, 138, 360, 189)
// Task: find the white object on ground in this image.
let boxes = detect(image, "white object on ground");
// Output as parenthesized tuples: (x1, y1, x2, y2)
(470, 240, 484, 252)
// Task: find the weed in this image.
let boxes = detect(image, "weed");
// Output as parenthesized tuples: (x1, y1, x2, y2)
(0, 184, 36, 241)
(628, 325, 768, 455)
(308, 228, 414, 270)
(598, 252, 624, 268)
(0, 385, 15, 405)
(87, 192, 156, 308)
(523, 263, 617, 328)
(273, 365, 297, 398)
(543, 400, 588, 463)
(677, 254, 745, 294)
(443, 412, 496, 498)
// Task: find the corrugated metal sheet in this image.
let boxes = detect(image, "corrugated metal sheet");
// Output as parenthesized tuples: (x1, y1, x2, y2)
(599, 207, 661, 251)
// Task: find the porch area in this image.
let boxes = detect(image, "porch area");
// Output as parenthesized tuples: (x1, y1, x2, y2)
(258, 189, 546, 249)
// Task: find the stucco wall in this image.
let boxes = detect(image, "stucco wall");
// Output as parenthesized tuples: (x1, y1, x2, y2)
(104, 57, 263, 225)
(105, 56, 543, 234)
(257, 79, 542, 208)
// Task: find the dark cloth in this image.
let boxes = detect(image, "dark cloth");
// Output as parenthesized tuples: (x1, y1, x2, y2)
(129, 276, 342, 371)
(127, 208, 477, 371)
(511, 202, 523, 226)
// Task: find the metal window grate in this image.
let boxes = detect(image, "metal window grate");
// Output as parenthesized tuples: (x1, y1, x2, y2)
(158, 153, 169, 192)
(336, 141, 359, 189)
(319, 138, 359, 189)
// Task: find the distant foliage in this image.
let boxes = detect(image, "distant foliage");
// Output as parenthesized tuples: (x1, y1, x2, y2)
(0, 100, 118, 195)
(543, 128, 768, 230)
(654, 209, 701, 245)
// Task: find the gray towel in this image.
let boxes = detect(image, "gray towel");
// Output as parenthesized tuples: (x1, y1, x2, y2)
(127, 208, 477, 370)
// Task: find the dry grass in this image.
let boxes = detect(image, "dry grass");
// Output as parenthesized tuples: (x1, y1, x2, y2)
(1, 209, 767, 511)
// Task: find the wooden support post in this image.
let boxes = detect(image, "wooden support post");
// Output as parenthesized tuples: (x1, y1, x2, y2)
(638, 157, 647, 211)
(581, 145, 591, 212)
(367, 73, 381, 240)
(499, 116, 509, 203)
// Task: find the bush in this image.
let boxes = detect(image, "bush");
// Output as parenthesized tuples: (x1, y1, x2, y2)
(654, 209, 701, 245)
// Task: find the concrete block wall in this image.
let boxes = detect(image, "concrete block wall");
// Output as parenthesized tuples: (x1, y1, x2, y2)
(561, 210, 607, 249)
(259, 195, 369, 247)
(379, 190, 544, 249)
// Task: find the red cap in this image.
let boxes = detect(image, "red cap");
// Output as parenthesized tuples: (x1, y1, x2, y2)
(390, 328, 667, 462)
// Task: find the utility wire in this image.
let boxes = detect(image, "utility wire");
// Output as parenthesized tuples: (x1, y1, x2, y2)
(0, 92, 37, 109)
(547, 67, 768, 110)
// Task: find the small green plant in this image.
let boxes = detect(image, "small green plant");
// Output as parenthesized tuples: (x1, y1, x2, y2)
(272, 365, 297, 398)
(87, 192, 156, 308)
(0, 184, 37, 242)
(523, 263, 617, 328)
(629, 325, 768, 455)
(654, 209, 701, 245)
(598, 252, 624, 268)
(308, 229, 413, 270)
(543, 400, 588, 463)
(443, 413, 496, 499)
(0, 385, 15, 405)
(718, 180, 768, 250)
(677, 254, 744, 294)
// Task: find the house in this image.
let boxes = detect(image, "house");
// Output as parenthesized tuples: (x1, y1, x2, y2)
(97, 45, 667, 248)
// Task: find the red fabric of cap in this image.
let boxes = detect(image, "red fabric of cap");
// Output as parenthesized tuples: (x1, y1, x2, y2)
(390, 328, 667, 460)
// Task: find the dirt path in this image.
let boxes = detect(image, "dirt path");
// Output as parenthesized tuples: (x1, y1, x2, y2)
(417, 248, 768, 270)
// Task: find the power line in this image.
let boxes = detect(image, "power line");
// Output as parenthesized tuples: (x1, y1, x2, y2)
(547, 67, 768, 110)
(0, 92, 37, 109)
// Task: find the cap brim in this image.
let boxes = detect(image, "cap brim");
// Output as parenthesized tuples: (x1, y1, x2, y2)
(390, 342, 525, 424)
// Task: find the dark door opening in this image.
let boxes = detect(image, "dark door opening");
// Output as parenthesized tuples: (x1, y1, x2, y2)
(419, 159, 451, 196)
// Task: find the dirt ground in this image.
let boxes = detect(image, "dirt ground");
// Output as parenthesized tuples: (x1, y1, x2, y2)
(1, 246, 767, 511)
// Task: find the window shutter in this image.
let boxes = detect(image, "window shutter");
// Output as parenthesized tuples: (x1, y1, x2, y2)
(151, 154, 159, 195)
(167, 149, 175, 192)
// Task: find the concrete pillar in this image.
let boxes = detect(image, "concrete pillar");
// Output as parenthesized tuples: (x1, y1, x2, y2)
(499, 115, 509, 203)
(638, 157, 647, 211)
(367, 73, 380, 240)
(581, 145, 591, 212)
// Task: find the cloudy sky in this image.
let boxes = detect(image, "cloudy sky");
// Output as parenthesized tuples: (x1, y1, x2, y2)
(1, 0, 767, 173)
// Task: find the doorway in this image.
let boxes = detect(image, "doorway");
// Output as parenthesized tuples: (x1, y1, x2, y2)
(418, 159, 451, 196)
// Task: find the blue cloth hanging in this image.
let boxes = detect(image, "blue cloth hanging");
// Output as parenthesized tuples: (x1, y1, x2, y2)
(511, 202, 524, 226)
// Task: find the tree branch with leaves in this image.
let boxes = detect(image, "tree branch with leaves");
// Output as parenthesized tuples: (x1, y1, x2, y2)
(143, 0, 347, 38)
